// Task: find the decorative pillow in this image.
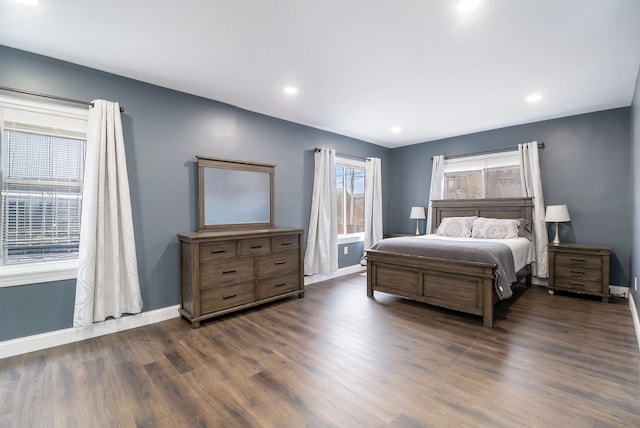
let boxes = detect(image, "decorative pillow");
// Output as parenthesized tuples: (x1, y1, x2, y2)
(471, 217, 519, 239)
(435, 216, 476, 238)
(516, 217, 533, 240)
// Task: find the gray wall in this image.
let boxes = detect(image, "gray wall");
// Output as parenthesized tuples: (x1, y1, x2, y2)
(0, 45, 391, 341)
(389, 108, 631, 287)
(631, 65, 640, 320)
(0, 44, 635, 342)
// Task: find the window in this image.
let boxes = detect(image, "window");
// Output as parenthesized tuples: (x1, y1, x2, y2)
(336, 157, 365, 241)
(0, 96, 88, 286)
(443, 151, 522, 199)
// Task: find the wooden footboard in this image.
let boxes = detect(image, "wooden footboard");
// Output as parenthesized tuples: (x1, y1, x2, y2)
(366, 250, 497, 326)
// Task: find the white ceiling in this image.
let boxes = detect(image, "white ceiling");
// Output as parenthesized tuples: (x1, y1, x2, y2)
(1, 0, 639, 148)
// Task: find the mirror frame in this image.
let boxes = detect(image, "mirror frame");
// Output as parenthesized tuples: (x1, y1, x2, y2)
(197, 156, 275, 232)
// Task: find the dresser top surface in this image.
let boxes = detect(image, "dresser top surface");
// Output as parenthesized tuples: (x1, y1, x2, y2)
(178, 227, 303, 242)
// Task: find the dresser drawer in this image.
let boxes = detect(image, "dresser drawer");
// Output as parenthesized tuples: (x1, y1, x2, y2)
(256, 272, 300, 299)
(200, 258, 254, 287)
(552, 277, 603, 293)
(256, 250, 299, 277)
(199, 241, 236, 261)
(238, 238, 271, 256)
(272, 234, 299, 251)
(201, 281, 254, 313)
(555, 252, 602, 269)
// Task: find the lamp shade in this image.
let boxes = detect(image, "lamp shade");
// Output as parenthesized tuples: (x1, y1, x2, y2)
(545, 205, 570, 222)
(410, 206, 426, 220)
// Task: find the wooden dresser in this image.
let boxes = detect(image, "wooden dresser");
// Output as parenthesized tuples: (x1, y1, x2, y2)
(548, 243, 611, 302)
(177, 227, 304, 327)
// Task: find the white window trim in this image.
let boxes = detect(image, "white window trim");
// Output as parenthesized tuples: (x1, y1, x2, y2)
(338, 232, 364, 244)
(0, 258, 78, 288)
(0, 95, 87, 287)
(336, 156, 365, 243)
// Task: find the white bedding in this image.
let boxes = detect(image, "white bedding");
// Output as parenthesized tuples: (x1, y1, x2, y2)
(416, 234, 533, 272)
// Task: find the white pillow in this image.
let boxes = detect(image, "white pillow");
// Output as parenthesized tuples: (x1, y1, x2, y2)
(471, 217, 519, 239)
(435, 216, 476, 238)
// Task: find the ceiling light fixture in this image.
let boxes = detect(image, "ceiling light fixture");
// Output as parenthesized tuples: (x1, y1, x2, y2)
(525, 93, 543, 103)
(391, 126, 403, 134)
(14, 0, 38, 6)
(457, 0, 481, 13)
(283, 86, 298, 95)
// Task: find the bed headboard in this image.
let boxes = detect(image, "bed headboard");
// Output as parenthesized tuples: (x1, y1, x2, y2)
(431, 197, 533, 231)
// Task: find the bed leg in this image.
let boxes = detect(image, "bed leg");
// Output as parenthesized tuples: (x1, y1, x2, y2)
(483, 278, 494, 327)
(366, 265, 374, 297)
(526, 273, 532, 287)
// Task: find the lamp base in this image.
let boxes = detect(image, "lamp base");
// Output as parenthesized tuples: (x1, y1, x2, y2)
(415, 220, 420, 235)
(552, 222, 561, 244)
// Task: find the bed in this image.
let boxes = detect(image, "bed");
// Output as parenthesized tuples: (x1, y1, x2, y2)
(366, 197, 533, 327)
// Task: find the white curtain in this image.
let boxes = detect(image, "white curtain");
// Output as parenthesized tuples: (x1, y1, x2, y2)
(304, 148, 338, 275)
(364, 157, 383, 249)
(519, 141, 548, 277)
(426, 155, 445, 234)
(73, 100, 143, 327)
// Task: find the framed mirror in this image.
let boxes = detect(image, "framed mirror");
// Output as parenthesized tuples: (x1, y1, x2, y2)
(197, 156, 275, 231)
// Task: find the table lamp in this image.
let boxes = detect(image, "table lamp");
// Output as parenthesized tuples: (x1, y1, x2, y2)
(410, 206, 426, 235)
(545, 204, 570, 244)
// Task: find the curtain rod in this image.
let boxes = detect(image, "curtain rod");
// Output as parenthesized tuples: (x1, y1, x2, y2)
(430, 142, 545, 161)
(314, 147, 370, 161)
(0, 85, 125, 113)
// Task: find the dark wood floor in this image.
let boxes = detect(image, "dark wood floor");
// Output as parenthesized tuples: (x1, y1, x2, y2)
(1, 274, 639, 427)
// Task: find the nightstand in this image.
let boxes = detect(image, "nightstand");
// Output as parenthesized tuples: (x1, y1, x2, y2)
(548, 243, 611, 303)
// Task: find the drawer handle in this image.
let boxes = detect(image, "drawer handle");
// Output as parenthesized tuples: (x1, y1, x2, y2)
(250, 245, 264, 249)
(274, 261, 286, 265)
(569, 258, 586, 262)
(211, 249, 227, 254)
(569, 282, 585, 287)
(280, 242, 293, 246)
(569, 270, 585, 275)
(223, 294, 237, 300)
(222, 269, 237, 274)
(274, 282, 286, 287)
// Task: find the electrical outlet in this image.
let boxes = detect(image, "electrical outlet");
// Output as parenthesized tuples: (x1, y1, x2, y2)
(635, 277, 638, 292)
(343, 246, 348, 255)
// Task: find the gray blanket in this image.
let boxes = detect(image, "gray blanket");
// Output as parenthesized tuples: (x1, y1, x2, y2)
(368, 237, 517, 299)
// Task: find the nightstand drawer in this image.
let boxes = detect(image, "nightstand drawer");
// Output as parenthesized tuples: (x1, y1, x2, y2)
(555, 265, 602, 281)
(555, 252, 602, 269)
(553, 277, 603, 292)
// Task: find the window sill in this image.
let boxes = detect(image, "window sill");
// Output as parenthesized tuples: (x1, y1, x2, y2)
(0, 259, 78, 288)
(338, 233, 365, 245)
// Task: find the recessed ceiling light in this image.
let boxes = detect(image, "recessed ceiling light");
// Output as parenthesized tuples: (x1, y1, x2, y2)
(14, 0, 38, 6)
(391, 126, 403, 134)
(457, 0, 481, 13)
(525, 93, 543, 103)
(283, 86, 298, 95)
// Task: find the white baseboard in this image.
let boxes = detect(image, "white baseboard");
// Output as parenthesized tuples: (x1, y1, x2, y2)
(629, 293, 640, 352)
(609, 285, 629, 298)
(304, 264, 366, 285)
(0, 305, 180, 360)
